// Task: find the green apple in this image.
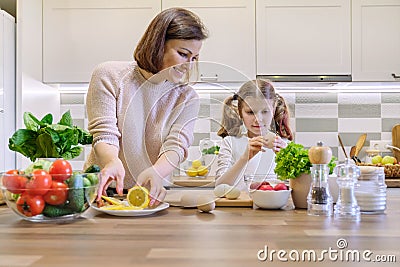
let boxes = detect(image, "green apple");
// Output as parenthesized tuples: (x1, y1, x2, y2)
(382, 156, 396, 165)
(371, 155, 382, 164)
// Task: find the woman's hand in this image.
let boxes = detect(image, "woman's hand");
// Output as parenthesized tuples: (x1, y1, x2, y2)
(136, 167, 167, 207)
(272, 136, 288, 153)
(97, 158, 125, 201)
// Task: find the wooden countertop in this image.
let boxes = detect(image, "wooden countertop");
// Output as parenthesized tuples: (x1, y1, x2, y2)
(0, 189, 399, 267)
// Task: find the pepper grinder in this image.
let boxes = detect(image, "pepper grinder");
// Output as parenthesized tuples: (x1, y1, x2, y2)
(334, 158, 361, 221)
(307, 141, 333, 216)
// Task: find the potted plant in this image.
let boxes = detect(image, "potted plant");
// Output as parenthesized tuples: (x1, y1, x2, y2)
(274, 142, 336, 208)
(8, 110, 92, 162)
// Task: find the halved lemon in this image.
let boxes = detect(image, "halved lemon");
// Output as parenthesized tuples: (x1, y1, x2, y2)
(197, 166, 209, 176)
(186, 167, 198, 177)
(191, 159, 202, 169)
(127, 186, 150, 209)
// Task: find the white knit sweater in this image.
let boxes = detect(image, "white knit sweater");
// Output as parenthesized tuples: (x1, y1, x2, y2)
(216, 135, 277, 190)
(84, 61, 200, 188)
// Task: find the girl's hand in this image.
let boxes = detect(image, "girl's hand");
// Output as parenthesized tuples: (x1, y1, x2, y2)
(272, 136, 288, 153)
(136, 167, 167, 207)
(243, 136, 269, 160)
(97, 158, 125, 201)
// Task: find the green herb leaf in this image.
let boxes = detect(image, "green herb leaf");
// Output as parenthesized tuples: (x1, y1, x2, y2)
(61, 146, 83, 160)
(59, 110, 73, 127)
(8, 129, 38, 161)
(23, 112, 41, 131)
(8, 110, 92, 161)
(40, 113, 53, 125)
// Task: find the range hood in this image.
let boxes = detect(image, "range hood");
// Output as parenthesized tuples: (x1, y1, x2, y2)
(256, 75, 352, 82)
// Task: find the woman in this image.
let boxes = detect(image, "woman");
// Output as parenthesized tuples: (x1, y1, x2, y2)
(84, 8, 208, 207)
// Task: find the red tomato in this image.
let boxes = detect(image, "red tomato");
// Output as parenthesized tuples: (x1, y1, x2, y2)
(16, 193, 45, 217)
(259, 184, 274, 191)
(49, 159, 73, 182)
(2, 170, 28, 194)
(274, 183, 288, 191)
(26, 169, 52, 196)
(43, 181, 68, 205)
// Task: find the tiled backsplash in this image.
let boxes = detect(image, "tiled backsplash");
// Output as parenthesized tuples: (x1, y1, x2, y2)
(60, 89, 400, 170)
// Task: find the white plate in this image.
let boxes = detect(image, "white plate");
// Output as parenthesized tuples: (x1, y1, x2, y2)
(91, 202, 169, 217)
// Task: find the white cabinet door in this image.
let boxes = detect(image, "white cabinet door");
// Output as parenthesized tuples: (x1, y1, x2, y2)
(43, 0, 161, 83)
(0, 10, 15, 171)
(0, 92, 4, 172)
(256, 0, 351, 77)
(162, 0, 256, 82)
(352, 0, 400, 81)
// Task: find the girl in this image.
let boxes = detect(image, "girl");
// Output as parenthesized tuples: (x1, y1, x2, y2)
(215, 79, 293, 189)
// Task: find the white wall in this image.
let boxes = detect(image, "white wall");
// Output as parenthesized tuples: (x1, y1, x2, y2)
(16, 0, 60, 168)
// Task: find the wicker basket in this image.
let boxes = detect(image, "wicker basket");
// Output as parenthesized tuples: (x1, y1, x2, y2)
(357, 163, 400, 178)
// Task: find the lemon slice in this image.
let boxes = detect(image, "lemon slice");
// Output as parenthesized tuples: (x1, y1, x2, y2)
(101, 195, 123, 205)
(127, 186, 150, 209)
(100, 204, 141, 211)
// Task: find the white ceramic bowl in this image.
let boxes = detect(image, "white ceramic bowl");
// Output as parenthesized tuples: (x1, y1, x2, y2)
(244, 174, 291, 209)
(250, 188, 292, 209)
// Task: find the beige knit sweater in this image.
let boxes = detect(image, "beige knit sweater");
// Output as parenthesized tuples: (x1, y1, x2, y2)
(84, 61, 200, 188)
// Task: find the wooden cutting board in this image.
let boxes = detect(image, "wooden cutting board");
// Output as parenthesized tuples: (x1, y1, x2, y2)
(172, 176, 215, 187)
(392, 124, 400, 162)
(164, 189, 253, 207)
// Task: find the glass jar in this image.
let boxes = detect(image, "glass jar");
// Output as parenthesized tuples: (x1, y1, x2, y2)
(365, 149, 381, 164)
(354, 166, 386, 214)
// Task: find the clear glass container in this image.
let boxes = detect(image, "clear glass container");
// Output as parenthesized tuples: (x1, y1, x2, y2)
(334, 159, 360, 221)
(365, 149, 381, 164)
(354, 166, 386, 214)
(307, 164, 333, 216)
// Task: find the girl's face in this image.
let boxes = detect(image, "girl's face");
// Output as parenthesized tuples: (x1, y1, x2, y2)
(240, 97, 274, 138)
(161, 39, 203, 83)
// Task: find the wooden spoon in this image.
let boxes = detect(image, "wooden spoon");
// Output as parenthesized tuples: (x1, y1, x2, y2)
(354, 133, 367, 157)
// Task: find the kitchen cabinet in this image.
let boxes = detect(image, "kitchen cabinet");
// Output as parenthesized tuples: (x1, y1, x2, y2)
(256, 0, 351, 78)
(0, 10, 15, 171)
(0, 91, 4, 171)
(352, 0, 400, 81)
(42, 0, 161, 83)
(162, 0, 256, 82)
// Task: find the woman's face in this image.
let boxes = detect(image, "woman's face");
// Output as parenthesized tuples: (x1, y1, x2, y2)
(161, 39, 203, 83)
(240, 97, 274, 138)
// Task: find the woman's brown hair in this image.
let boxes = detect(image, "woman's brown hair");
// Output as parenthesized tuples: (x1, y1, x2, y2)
(134, 8, 208, 74)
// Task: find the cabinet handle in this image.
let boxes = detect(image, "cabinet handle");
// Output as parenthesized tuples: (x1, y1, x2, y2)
(392, 73, 400, 79)
(200, 74, 218, 81)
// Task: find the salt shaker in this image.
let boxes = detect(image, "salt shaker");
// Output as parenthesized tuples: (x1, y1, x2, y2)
(334, 158, 361, 221)
(307, 141, 333, 216)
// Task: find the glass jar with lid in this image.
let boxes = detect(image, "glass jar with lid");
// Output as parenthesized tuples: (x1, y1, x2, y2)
(354, 166, 386, 214)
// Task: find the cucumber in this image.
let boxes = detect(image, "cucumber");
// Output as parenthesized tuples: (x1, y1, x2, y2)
(43, 205, 73, 217)
(86, 173, 99, 185)
(84, 164, 101, 173)
(68, 173, 85, 212)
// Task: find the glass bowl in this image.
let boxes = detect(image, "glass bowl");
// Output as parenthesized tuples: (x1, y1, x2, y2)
(180, 159, 210, 178)
(244, 174, 291, 209)
(0, 171, 99, 222)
